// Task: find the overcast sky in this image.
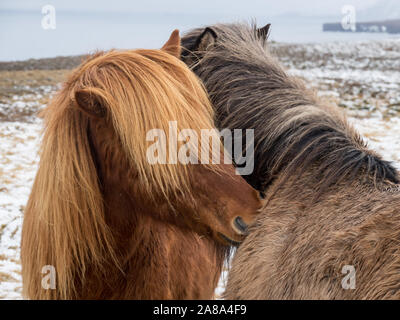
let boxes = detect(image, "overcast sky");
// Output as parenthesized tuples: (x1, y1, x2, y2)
(1, 0, 397, 61)
(0, 0, 380, 17)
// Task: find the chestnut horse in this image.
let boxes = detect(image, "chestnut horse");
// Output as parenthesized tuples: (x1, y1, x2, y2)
(182, 23, 400, 299)
(21, 30, 261, 299)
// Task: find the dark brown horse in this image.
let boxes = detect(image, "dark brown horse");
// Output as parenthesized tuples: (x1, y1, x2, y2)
(182, 23, 400, 299)
(21, 30, 261, 299)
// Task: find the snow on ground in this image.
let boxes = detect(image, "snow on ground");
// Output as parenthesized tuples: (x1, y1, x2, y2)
(0, 119, 41, 299)
(350, 115, 400, 167)
(1, 39, 400, 299)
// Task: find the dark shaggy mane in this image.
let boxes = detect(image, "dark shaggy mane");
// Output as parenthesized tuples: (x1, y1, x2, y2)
(182, 22, 399, 194)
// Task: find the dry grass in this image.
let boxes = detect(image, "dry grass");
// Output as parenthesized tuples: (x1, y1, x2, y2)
(0, 69, 70, 100)
(0, 69, 71, 121)
(0, 272, 14, 283)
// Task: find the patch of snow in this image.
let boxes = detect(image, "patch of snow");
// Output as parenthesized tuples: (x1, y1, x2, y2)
(349, 115, 400, 168)
(0, 120, 42, 299)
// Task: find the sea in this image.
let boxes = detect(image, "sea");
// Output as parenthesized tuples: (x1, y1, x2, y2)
(1, 9, 400, 61)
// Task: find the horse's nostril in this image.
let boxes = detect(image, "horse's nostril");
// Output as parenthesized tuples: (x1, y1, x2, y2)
(234, 216, 248, 234)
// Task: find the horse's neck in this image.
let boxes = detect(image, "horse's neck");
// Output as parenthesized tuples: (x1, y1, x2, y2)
(266, 162, 395, 209)
(87, 119, 153, 240)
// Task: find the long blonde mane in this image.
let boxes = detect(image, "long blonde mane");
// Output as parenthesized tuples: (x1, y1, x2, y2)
(21, 49, 223, 299)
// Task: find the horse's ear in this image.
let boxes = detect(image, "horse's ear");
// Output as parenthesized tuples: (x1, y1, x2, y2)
(161, 29, 181, 58)
(257, 23, 271, 40)
(74, 88, 107, 118)
(194, 27, 217, 52)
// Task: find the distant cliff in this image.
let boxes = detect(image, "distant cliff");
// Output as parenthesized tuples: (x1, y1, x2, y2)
(323, 19, 400, 34)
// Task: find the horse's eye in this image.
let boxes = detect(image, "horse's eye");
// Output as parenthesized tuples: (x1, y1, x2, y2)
(259, 191, 266, 199)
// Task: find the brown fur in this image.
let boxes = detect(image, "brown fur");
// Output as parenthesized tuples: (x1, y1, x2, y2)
(182, 23, 400, 299)
(21, 30, 261, 300)
(226, 174, 400, 299)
